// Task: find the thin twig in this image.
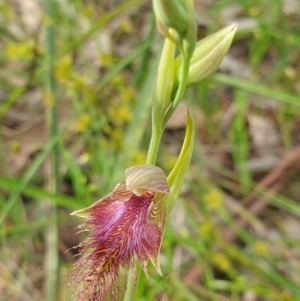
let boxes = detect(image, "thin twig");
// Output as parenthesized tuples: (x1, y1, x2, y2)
(223, 145, 300, 242)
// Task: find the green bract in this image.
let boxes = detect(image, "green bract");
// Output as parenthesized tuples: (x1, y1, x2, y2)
(167, 110, 194, 208)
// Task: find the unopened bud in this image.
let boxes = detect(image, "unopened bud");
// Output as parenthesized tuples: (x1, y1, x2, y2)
(153, 33, 175, 128)
(175, 23, 238, 87)
(153, 0, 189, 35)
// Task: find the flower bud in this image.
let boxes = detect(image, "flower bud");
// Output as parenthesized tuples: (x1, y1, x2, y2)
(152, 34, 175, 129)
(153, 0, 189, 35)
(174, 23, 238, 87)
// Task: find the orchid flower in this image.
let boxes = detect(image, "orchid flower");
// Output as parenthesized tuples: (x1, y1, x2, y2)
(70, 0, 236, 299)
(70, 165, 170, 301)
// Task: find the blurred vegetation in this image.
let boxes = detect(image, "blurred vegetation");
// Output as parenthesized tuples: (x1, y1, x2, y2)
(1, 0, 300, 300)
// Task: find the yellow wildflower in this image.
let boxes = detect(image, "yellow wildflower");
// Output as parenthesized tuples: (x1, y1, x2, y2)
(203, 185, 223, 210)
(213, 253, 231, 271)
(55, 55, 73, 83)
(254, 241, 269, 256)
(99, 53, 115, 67)
(120, 17, 133, 33)
(131, 151, 147, 166)
(10, 141, 20, 154)
(111, 128, 124, 149)
(199, 220, 215, 238)
(6, 41, 33, 60)
(109, 105, 132, 123)
(76, 114, 91, 133)
(122, 87, 136, 102)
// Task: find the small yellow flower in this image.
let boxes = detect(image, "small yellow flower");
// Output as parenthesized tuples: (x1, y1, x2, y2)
(111, 74, 124, 88)
(234, 276, 246, 290)
(82, 5, 93, 17)
(44, 91, 55, 106)
(6, 41, 33, 60)
(120, 17, 133, 33)
(88, 182, 98, 193)
(123, 87, 136, 102)
(10, 141, 20, 154)
(199, 220, 215, 238)
(213, 253, 231, 271)
(80, 175, 87, 185)
(72, 75, 89, 90)
(109, 105, 132, 123)
(131, 150, 147, 166)
(111, 128, 124, 149)
(54, 55, 73, 83)
(44, 16, 54, 26)
(78, 152, 90, 165)
(285, 67, 296, 79)
(76, 114, 91, 133)
(101, 137, 109, 150)
(99, 52, 115, 67)
(249, 7, 259, 16)
(203, 185, 223, 210)
(254, 241, 269, 255)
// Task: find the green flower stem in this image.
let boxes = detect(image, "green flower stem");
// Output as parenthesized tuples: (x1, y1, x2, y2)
(146, 128, 163, 165)
(147, 52, 190, 166)
(43, 0, 59, 300)
(123, 268, 135, 301)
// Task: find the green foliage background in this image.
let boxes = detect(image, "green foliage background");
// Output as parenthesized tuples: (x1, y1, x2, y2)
(1, 0, 300, 300)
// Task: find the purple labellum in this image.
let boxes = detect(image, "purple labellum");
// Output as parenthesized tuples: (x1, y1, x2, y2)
(70, 165, 169, 301)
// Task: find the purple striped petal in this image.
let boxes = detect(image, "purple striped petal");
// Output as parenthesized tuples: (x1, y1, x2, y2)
(70, 165, 170, 300)
(71, 192, 161, 300)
